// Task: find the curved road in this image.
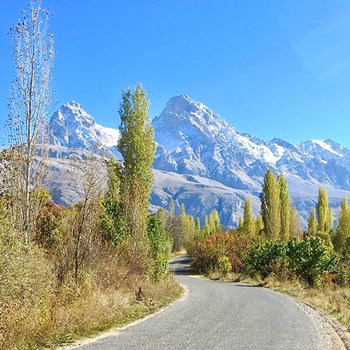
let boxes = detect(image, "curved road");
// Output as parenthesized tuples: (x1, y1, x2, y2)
(73, 255, 337, 350)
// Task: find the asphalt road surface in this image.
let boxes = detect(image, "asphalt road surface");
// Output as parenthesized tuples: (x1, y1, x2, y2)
(72, 254, 336, 350)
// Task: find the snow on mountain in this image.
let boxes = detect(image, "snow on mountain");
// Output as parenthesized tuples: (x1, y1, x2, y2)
(45, 95, 350, 227)
(49, 101, 120, 155)
(152, 95, 281, 190)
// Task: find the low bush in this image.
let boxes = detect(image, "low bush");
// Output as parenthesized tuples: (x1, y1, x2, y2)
(245, 237, 339, 286)
(245, 240, 286, 279)
(217, 256, 232, 276)
(286, 237, 338, 287)
(189, 233, 252, 274)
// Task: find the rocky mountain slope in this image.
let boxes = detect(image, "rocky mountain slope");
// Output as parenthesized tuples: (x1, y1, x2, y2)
(46, 96, 350, 227)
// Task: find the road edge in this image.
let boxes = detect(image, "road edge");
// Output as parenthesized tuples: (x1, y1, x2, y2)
(58, 283, 189, 350)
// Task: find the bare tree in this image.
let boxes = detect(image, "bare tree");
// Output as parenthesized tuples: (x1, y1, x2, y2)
(55, 154, 107, 284)
(5, 0, 54, 243)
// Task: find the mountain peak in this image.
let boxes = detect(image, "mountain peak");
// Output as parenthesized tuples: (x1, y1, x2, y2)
(64, 100, 83, 108)
(48, 101, 119, 152)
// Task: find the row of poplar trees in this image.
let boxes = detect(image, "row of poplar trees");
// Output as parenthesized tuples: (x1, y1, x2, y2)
(238, 169, 301, 240)
(307, 187, 350, 258)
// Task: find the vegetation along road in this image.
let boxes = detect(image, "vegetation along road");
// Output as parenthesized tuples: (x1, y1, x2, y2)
(72, 255, 344, 350)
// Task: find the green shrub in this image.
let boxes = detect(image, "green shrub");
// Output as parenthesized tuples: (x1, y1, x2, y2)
(217, 256, 232, 276)
(286, 237, 338, 287)
(245, 240, 286, 278)
(334, 264, 350, 287)
(99, 198, 128, 246)
(147, 215, 170, 281)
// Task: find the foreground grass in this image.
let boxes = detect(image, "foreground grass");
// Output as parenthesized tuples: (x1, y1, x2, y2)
(2, 276, 183, 350)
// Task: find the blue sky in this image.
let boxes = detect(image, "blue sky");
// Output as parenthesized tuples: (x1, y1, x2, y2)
(1, 0, 350, 146)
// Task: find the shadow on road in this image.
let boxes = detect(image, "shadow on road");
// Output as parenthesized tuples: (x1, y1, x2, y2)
(170, 254, 194, 275)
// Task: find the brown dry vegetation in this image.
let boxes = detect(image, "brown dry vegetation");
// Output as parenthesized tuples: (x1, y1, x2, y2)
(0, 229, 182, 350)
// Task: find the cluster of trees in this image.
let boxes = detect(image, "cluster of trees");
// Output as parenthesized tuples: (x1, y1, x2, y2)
(307, 188, 350, 259)
(234, 170, 301, 240)
(189, 168, 350, 288)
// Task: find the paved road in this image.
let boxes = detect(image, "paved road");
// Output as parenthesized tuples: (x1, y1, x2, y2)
(73, 254, 334, 350)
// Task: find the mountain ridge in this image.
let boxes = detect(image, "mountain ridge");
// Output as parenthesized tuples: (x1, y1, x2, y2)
(46, 95, 350, 226)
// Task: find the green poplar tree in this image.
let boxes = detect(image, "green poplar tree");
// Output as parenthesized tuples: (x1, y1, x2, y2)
(238, 217, 244, 230)
(118, 85, 156, 269)
(203, 215, 211, 237)
(334, 196, 350, 256)
(317, 187, 329, 233)
(195, 218, 201, 233)
(209, 209, 221, 233)
(260, 169, 280, 240)
(325, 208, 333, 233)
(307, 208, 318, 236)
(242, 197, 253, 236)
(289, 204, 302, 238)
(254, 215, 264, 236)
(278, 174, 290, 241)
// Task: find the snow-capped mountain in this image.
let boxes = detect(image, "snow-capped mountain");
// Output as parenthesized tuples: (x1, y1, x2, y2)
(46, 95, 350, 227)
(153, 95, 350, 192)
(49, 101, 120, 156)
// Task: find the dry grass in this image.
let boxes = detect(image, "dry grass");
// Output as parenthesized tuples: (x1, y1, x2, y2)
(1, 274, 182, 350)
(0, 233, 183, 350)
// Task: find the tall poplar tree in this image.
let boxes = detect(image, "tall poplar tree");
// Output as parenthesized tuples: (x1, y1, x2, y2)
(307, 208, 318, 236)
(289, 204, 302, 238)
(260, 169, 280, 240)
(325, 208, 334, 233)
(118, 85, 156, 267)
(334, 196, 350, 256)
(317, 187, 329, 233)
(254, 215, 264, 236)
(242, 197, 254, 236)
(209, 209, 221, 233)
(278, 174, 290, 241)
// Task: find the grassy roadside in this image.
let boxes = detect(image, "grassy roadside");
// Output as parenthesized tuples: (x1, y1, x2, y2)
(52, 277, 182, 350)
(4, 276, 183, 350)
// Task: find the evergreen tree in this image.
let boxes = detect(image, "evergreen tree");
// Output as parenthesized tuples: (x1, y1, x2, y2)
(278, 174, 290, 241)
(242, 197, 253, 236)
(317, 187, 329, 233)
(118, 85, 156, 269)
(307, 208, 317, 236)
(260, 169, 280, 240)
(334, 196, 350, 256)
